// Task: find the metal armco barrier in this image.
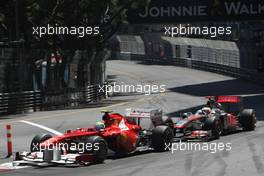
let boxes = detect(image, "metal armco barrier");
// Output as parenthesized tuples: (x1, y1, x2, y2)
(0, 83, 107, 116)
(6, 124, 12, 157)
(133, 56, 242, 78)
(0, 91, 41, 115)
(119, 51, 264, 86)
(111, 35, 253, 82)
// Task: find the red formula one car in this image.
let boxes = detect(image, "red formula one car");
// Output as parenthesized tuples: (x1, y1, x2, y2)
(174, 96, 256, 141)
(14, 109, 173, 166)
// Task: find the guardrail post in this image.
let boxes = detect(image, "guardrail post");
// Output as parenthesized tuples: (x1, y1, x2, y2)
(6, 124, 13, 158)
(33, 91, 36, 112)
(104, 82, 108, 99)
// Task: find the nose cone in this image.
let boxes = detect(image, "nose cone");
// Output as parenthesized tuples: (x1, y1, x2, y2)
(174, 114, 200, 128)
(174, 119, 188, 128)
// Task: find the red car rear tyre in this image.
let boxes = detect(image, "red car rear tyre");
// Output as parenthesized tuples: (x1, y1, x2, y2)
(85, 136, 108, 164)
(152, 125, 173, 152)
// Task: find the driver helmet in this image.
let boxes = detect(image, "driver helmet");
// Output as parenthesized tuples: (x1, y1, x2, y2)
(196, 109, 204, 115)
(95, 121, 105, 131)
(182, 113, 189, 118)
(202, 107, 212, 114)
(214, 102, 223, 109)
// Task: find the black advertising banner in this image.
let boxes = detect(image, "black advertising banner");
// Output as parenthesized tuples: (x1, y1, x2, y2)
(127, 0, 264, 23)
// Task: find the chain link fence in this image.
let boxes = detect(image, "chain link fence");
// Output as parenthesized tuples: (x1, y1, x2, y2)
(0, 46, 110, 116)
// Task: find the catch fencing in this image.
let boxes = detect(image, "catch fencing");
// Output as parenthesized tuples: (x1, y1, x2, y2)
(110, 34, 264, 85)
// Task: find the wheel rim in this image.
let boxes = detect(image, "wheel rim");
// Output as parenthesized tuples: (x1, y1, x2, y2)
(95, 142, 107, 159)
(164, 129, 173, 146)
(251, 113, 256, 129)
(215, 120, 222, 136)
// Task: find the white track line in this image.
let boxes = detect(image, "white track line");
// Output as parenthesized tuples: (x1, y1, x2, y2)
(0, 120, 63, 170)
(0, 162, 29, 170)
(20, 120, 63, 136)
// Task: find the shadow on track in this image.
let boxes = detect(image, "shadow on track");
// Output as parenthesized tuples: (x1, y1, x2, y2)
(28, 150, 154, 169)
(166, 95, 264, 121)
(167, 78, 264, 121)
(108, 150, 153, 160)
(243, 95, 264, 121)
(169, 79, 264, 96)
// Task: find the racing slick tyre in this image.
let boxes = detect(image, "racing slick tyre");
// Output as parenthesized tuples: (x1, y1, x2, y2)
(240, 109, 256, 131)
(30, 134, 52, 152)
(203, 117, 223, 139)
(152, 125, 173, 152)
(84, 136, 108, 164)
